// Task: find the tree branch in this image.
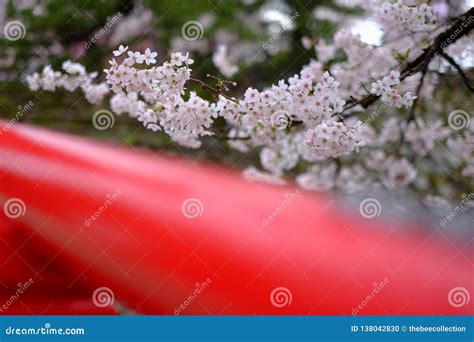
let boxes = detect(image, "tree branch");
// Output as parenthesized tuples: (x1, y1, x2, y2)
(438, 50, 474, 91)
(400, 8, 474, 79)
(341, 8, 474, 115)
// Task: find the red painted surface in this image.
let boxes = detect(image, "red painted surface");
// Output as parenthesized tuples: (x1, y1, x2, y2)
(0, 217, 117, 315)
(0, 296, 117, 315)
(0, 121, 472, 315)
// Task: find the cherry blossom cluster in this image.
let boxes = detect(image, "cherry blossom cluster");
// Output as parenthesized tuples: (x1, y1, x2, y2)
(104, 46, 188, 98)
(405, 119, 451, 156)
(26, 61, 109, 105)
(447, 131, 474, 178)
(370, 71, 416, 108)
(382, 157, 418, 188)
(23, 0, 473, 209)
(212, 45, 239, 78)
(101, 46, 364, 172)
(103, 46, 219, 148)
(314, 29, 398, 103)
(371, 0, 436, 33)
(305, 120, 365, 158)
(221, 67, 342, 121)
(314, 39, 336, 64)
(296, 162, 338, 192)
(214, 64, 357, 166)
(306, 1, 438, 107)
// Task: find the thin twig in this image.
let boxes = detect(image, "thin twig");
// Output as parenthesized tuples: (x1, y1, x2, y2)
(438, 50, 474, 91)
(189, 77, 239, 104)
(340, 8, 474, 115)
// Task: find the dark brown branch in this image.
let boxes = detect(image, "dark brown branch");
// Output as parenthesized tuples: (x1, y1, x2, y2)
(400, 8, 474, 79)
(341, 8, 474, 115)
(189, 77, 239, 104)
(341, 94, 378, 114)
(438, 50, 474, 91)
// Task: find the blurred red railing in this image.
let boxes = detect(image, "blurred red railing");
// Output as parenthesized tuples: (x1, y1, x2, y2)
(0, 121, 472, 315)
